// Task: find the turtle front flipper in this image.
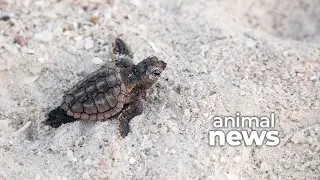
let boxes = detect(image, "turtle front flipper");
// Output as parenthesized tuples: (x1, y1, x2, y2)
(112, 38, 134, 68)
(117, 101, 143, 137)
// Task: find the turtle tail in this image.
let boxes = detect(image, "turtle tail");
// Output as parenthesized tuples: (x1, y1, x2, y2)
(44, 107, 77, 128)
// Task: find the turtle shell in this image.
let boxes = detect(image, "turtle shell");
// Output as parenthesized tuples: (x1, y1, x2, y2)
(60, 66, 126, 120)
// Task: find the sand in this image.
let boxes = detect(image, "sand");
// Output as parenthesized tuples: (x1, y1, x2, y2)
(0, 0, 319, 179)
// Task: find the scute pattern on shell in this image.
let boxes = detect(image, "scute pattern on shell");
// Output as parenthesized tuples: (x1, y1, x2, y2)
(61, 66, 126, 120)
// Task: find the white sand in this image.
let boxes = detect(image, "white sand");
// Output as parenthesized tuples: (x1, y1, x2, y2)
(0, 0, 319, 179)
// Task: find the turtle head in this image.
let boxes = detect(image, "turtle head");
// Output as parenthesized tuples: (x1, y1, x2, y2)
(135, 56, 167, 89)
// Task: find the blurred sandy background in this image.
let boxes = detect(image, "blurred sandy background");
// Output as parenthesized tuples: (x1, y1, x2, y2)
(0, 0, 319, 179)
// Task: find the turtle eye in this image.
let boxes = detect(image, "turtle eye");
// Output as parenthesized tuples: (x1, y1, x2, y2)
(153, 69, 161, 77)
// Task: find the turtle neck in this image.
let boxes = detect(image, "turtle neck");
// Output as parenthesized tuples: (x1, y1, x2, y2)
(121, 66, 144, 92)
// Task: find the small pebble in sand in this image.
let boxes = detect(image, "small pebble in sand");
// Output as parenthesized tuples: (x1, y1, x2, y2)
(75, 39, 85, 49)
(233, 155, 241, 163)
(35, 175, 42, 180)
(85, 39, 94, 50)
(245, 39, 256, 48)
(92, 57, 103, 64)
(184, 109, 191, 116)
(34, 31, 53, 42)
(84, 157, 93, 166)
(82, 172, 90, 179)
(170, 148, 176, 155)
(37, 57, 45, 64)
(66, 150, 77, 162)
(13, 121, 31, 135)
(129, 157, 136, 165)
(260, 162, 270, 171)
(53, 27, 63, 37)
(14, 36, 26, 46)
(283, 51, 292, 57)
(3, 44, 17, 53)
(291, 132, 306, 144)
(148, 41, 159, 52)
(75, 136, 85, 147)
(309, 75, 318, 81)
(1, 15, 10, 21)
(0, 120, 8, 130)
(107, 0, 113, 5)
(90, 16, 99, 25)
(27, 49, 35, 54)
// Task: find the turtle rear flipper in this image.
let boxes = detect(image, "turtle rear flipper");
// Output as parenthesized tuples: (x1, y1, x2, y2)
(44, 107, 77, 128)
(112, 38, 133, 68)
(113, 38, 133, 57)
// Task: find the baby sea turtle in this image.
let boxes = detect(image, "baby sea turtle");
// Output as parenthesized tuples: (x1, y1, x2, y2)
(44, 38, 167, 137)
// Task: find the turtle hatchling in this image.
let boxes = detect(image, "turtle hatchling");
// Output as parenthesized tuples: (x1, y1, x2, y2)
(44, 38, 167, 137)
